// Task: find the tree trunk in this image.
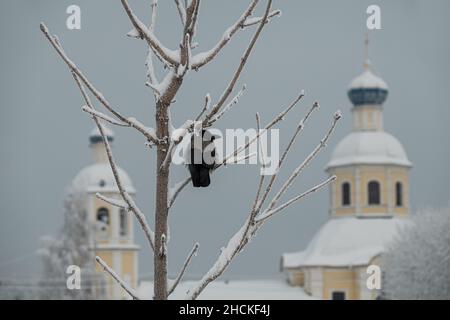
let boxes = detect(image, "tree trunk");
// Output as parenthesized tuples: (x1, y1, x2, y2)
(154, 102, 169, 300)
(154, 77, 182, 300)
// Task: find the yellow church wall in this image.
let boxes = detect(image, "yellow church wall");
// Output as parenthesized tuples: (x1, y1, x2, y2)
(121, 251, 136, 289)
(329, 168, 356, 217)
(322, 268, 358, 300)
(286, 270, 304, 287)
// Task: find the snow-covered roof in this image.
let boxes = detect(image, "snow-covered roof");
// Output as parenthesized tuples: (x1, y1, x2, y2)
(326, 131, 412, 169)
(282, 217, 411, 268)
(349, 69, 388, 90)
(138, 279, 317, 300)
(71, 163, 135, 194)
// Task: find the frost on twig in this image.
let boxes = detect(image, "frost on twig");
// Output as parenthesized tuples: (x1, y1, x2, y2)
(121, 0, 180, 66)
(209, 84, 246, 124)
(203, 0, 274, 126)
(195, 93, 211, 121)
(96, 193, 127, 209)
(242, 9, 281, 27)
(81, 106, 128, 127)
(40, 23, 159, 145)
(168, 242, 199, 296)
(191, 0, 260, 69)
(96, 256, 140, 300)
(174, 0, 186, 26)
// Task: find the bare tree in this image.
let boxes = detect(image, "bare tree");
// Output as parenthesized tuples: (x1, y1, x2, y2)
(40, 0, 340, 300)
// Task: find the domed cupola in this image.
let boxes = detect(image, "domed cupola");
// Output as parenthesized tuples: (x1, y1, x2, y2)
(348, 61, 388, 106)
(72, 125, 136, 194)
(325, 36, 412, 219)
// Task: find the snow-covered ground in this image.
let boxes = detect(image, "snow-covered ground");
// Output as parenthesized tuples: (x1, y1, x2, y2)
(138, 279, 317, 300)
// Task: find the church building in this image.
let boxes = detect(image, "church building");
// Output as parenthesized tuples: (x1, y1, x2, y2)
(281, 46, 412, 300)
(71, 127, 140, 299)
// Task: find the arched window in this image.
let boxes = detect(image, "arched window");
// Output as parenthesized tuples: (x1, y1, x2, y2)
(119, 209, 128, 236)
(395, 182, 403, 207)
(96, 207, 110, 233)
(342, 182, 351, 206)
(368, 181, 381, 205)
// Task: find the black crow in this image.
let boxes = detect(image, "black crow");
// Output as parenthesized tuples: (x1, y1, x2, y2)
(188, 129, 216, 187)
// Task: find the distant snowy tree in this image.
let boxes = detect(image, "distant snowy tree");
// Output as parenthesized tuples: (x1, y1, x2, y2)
(383, 206, 450, 300)
(39, 188, 104, 299)
(41, 0, 341, 299)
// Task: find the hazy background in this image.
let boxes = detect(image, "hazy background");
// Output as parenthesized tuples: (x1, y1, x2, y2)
(1, 0, 449, 281)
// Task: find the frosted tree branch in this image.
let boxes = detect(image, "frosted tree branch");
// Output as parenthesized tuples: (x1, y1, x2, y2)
(96, 193, 127, 210)
(121, 0, 179, 66)
(267, 111, 341, 211)
(191, 0, 259, 69)
(195, 93, 211, 121)
(145, 0, 160, 98)
(168, 177, 191, 209)
(242, 9, 281, 27)
(204, 0, 273, 125)
(209, 84, 246, 124)
(81, 106, 129, 127)
(95, 256, 140, 300)
(174, 0, 187, 26)
(251, 113, 266, 213)
(40, 23, 159, 145)
(256, 175, 337, 223)
(185, 0, 200, 36)
(168, 242, 199, 296)
(255, 98, 316, 212)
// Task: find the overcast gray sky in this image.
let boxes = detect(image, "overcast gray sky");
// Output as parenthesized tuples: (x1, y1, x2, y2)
(1, 0, 449, 280)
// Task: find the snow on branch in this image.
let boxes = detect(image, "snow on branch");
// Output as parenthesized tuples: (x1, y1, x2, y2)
(81, 106, 128, 127)
(256, 175, 337, 223)
(195, 93, 211, 121)
(255, 99, 316, 213)
(127, 117, 158, 142)
(145, 0, 160, 99)
(95, 256, 140, 300)
(267, 110, 341, 211)
(251, 113, 266, 213)
(121, 0, 180, 66)
(174, 0, 187, 26)
(168, 177, 191, 209)
(204, 0, 274, 125)
(168, 242, 199, 296)
(242, 9, 281, 27)
(96, 193, 128, 209)
(40, 23, 159, 145)
(190, 0, 259, 69)
(184, 0, 200, 35)
(209, 84, 246, 124)
(177, 33, 192, 78)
